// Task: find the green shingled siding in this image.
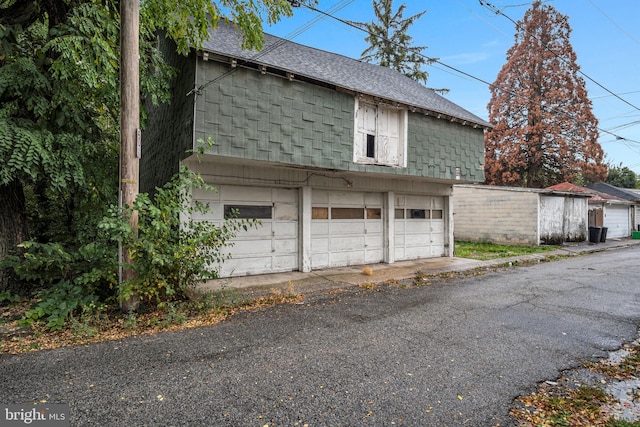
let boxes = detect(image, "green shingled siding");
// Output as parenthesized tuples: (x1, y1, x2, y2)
(408, 115, 485, 182)
(195, 62, 354, 170)
(140, 44, 196, 193)
(194, 60, 484, 181)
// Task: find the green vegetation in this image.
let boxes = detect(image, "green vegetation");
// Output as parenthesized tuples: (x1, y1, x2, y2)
(454, 241, 560, 260)
(2, 167, 255, 331)
(0, 0, 312, 325)
(1, 287, 302, 354)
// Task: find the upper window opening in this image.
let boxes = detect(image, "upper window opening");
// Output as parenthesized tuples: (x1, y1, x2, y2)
(354, 98, 407, 167)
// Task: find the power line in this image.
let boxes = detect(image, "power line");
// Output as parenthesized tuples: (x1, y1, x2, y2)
(479, 1, 640, 113)
(587, 0, 640, 46)
(297, 1, 634, 145)
(188, 0, 355, 96)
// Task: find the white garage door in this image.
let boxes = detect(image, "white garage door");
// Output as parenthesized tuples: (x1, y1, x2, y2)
(192, 185, 298, 277)
(394, 194, 445, 260)
(605, 204, 631, 238)
(311, 190, 383, 269)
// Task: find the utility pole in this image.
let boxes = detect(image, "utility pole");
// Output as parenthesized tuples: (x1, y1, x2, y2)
(119, 0, 140, 312)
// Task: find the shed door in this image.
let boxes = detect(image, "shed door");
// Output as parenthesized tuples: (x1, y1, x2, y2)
(605, 205, 631, 238)
(394, 194, 445, 260)
(192, 185, 298, 277)
(311, 190, 383, 269)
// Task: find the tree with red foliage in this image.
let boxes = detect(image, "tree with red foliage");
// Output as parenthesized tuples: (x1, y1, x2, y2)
(484, 1, 607, 188)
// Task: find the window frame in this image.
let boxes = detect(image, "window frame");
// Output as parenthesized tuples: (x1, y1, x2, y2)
(353, 97, 408, 167)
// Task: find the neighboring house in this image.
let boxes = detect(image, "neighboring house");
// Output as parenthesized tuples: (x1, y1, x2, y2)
(586, 182, 640, 232)
(548, 182, 633, 239)
(141, 23, 489, 278)
(453, 185, 590, 246)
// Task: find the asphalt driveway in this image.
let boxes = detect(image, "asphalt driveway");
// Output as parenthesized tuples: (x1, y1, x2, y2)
(1, 246, 639, 426)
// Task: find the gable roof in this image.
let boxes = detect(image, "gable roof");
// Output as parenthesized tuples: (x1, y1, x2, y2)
(547, 182, 632, 204)
(586, 182, 640, 202)
(199, 22, 491, 129)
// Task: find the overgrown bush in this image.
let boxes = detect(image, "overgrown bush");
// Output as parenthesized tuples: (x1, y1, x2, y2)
(2, 241, 115, 330)
(2, 166, 257, 330)
(100, 166, 257, 306)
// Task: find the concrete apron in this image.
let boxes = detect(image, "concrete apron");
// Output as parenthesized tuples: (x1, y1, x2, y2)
(200, 257, 490, 298)
(198, 238, 640, 299)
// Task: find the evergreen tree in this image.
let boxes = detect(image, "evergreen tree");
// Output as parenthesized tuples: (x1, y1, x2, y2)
(484, 1, 607, 188)
(352, 0, 435, 86)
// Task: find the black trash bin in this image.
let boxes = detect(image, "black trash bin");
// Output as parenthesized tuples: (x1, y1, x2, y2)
(589, 226, 602, 243)
(600, 227, 608, 242)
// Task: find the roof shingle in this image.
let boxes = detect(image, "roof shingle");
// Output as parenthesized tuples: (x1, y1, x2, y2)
(200, 23, 491, 128)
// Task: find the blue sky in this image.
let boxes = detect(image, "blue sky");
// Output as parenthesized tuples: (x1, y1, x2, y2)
(265, 0, 640, 175)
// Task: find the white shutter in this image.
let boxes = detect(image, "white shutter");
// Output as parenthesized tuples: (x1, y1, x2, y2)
(354, 101, 377, 162)
(378, 107, 400, 164)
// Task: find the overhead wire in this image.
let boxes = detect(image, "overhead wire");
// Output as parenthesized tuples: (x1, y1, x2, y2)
(296, 1, 637, 144)
(587, 0, 640, 46)
(479, 1, 640, 113)
(188, 0, 355, 96)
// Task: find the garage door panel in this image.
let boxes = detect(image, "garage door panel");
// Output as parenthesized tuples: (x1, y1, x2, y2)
(606, 206, 630, 238)
(311, 253, 329, 269)
(394, 194, 445, 261)
(331, 251, 364, 265)
(405, 247, 427, 259)
(365, 222, 383, 233)
(311, 222, 329, 234)
(274, 238, 297, 252)
(366, 250, 383, 263)
(405, 234, 429, 246)
(310, 190, 383, 269)
(273, 255, 297, 270)
(311, 237, 329, 252)
(331, 236, 365, 251)
(275, 203, 297, 220)
(274, 222, 297, 237)
(195, 185, 299, 277)
(365, 235, 382, 247)
(229, 239, 272, 254)
(331, 222, 366, 235)
(233, 223, 274, 239)
(405, 222, 430, 233)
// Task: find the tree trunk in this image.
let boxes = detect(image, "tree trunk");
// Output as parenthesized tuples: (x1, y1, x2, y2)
(0, 179, 30, 293)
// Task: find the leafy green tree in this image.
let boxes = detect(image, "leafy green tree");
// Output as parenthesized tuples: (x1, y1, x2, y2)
(485, 1, 607, 188)
(352, 0, 436, 86)
(0, 0, 306, 292)
(606, 163, 638, 188)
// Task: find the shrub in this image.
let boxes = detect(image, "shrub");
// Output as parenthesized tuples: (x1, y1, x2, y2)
(100, 166, 257, 306)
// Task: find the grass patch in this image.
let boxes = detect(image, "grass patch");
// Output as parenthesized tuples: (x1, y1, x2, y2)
(455, 241, 560, 260)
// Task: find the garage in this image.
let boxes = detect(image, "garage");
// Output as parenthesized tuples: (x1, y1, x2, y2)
(394, 194, 445, 260)
(605, 204, 631, 238)
(311, 190, 384, 269)
(192, 185, 299, 277)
